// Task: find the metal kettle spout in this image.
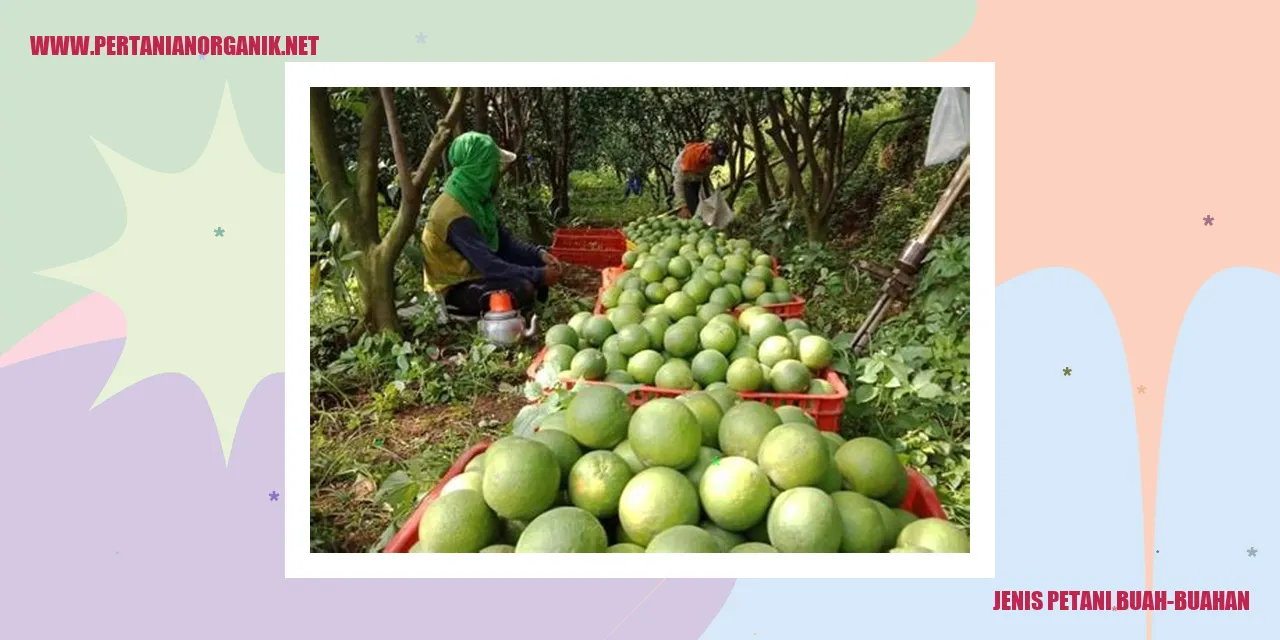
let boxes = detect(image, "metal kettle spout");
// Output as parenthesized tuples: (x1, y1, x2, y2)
(523, 314, 540, 339)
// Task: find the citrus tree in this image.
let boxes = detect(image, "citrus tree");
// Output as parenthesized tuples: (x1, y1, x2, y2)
(309, 87, 466, 335)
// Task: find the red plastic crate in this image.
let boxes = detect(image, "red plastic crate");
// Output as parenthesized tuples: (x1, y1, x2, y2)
(383, 442, 489, 553)
(601, 266, 626, 289)
(597, 293, 805, 321)
(550, 228, 627, 269)
(901, 467, 947, 520)
(383, 441, 946, 552)
(527, 347, 849, 431)
(729, 294, 806, 320)
(604, 259, 778, 284)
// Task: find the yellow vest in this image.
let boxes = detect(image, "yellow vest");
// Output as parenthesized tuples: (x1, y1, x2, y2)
(421, 193, 482, 293)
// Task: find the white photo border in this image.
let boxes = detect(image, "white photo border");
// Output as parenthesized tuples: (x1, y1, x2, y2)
(285, 62, 995, 579)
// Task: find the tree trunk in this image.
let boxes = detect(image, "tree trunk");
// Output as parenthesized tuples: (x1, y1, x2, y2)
(310, 86, 467, 337)
(748, 115, 772, 211)
(472, 87, 488, 132)
(805, 209, 827, 241)
(356, 248, 399, 331)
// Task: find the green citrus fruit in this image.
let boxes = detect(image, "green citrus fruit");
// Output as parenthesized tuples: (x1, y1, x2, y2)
(567, 450, 634, 518)
(691, 350, 730, 386)
(613, 440, 647, 474)
(654, 360, 696, 390)
(564, 384, 632, 449)
(835, 437, 907, 500)
(896, 518, 970, 553)
(569, 348, 607, 380)
(607, 305, 644, 330)
(700, 320, 739, 355)
(646, 524, 721, 553)
(626, 350, 665, 385)
(618, 467, 701, 546)
(731, 542, 777, 552)
(531, 428, 584, 479)
(417, 489, 498, 553)
(717, 401, 781, 460)
(798, 335, 834, 371)
(543, 344, 576, 374)
(766, 487, 842, 553)
(725, 358, 764, 392)
(757, 335, 797, 368)
(664, 291, 697, 320)
(748, 313, 787, 345)
(769, 360, 812, 393)
(481, 437, 561, 520)
(682, 446, 724, 487)
(774, 406, 815, 427)
(662, 323, 700, 358)
(629, 398, 702, 469)
(615, 324, 650, 357)
(582, 316, 616, 348)
(515, 506, 608, 553)
(756, 423, 830, 489)
(678, 392, 725, 446)
(546, 324, 579, 349)
(698, 456, 772, 532)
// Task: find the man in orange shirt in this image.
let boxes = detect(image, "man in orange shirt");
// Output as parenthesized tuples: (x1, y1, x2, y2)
(671, 139, 729, 219)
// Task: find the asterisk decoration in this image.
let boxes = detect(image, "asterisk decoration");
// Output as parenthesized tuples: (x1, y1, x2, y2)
(1203, 215, 1214, 226)
(1137, 385, 1147, 394)
(1062, 367, 1072, 376)
(1247, 547, 1257, 557)
(415, 32, 427, 44)
(213, 226, 225, 237)
(268, 491, 280, 501)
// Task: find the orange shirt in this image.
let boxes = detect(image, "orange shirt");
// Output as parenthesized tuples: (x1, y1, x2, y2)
(679, 142, 717, 174)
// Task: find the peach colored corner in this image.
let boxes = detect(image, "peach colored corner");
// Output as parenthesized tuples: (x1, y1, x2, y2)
(0, 293, 126, 369)
(936, 0, 1280, 635)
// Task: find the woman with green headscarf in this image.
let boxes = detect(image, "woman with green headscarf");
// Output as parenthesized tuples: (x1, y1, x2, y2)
(421, 132, 562, 316)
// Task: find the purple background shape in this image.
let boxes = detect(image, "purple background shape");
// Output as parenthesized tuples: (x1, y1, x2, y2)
(0, 339, 735, 639)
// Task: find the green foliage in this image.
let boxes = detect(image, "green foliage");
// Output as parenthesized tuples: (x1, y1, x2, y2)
(895, 425, 970, 529)
(855, 161, 970, 267)
(315, 330, 529, 410)
(841, 235, 971, 529)
(849, 235, 969, 433)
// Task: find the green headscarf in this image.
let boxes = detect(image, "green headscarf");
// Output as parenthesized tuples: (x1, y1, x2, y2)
(443, 132, 501, 251)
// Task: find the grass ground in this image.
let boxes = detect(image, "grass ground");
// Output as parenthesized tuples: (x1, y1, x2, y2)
(309, 253, 605, 552)
(309, 164, 970, 551)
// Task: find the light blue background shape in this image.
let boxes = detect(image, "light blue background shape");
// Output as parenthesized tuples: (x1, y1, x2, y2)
(702, 267, 1273, 637)
(1152, 267, 1275, 637)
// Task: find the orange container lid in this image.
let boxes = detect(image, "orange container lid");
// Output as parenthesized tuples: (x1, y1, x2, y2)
(488, 290, 514, 313)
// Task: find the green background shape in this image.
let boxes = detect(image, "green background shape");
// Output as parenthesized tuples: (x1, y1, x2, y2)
(1, 0, 976, 453)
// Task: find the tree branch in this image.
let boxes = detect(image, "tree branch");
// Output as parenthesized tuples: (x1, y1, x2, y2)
(833, 112, 927, 195)
(354, 89, 385, 223)
(380, 87, 468, 259)
(380, 88, 413, 210)
(308, 88, 350, 196)
(424, 87, 450, 113)
(411, 87, 468, 192)
(310, 88, 377, 248)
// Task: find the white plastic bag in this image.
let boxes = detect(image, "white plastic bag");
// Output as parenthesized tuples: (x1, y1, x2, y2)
(925, 87, 969, 166)
(697, 189, 735, 229)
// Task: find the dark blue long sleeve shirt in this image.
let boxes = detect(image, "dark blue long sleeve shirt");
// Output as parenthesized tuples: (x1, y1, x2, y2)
(446, 217, 547, 286)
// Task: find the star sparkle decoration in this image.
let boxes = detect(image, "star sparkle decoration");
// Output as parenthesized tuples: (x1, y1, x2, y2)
(41, 83, 283, 460)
